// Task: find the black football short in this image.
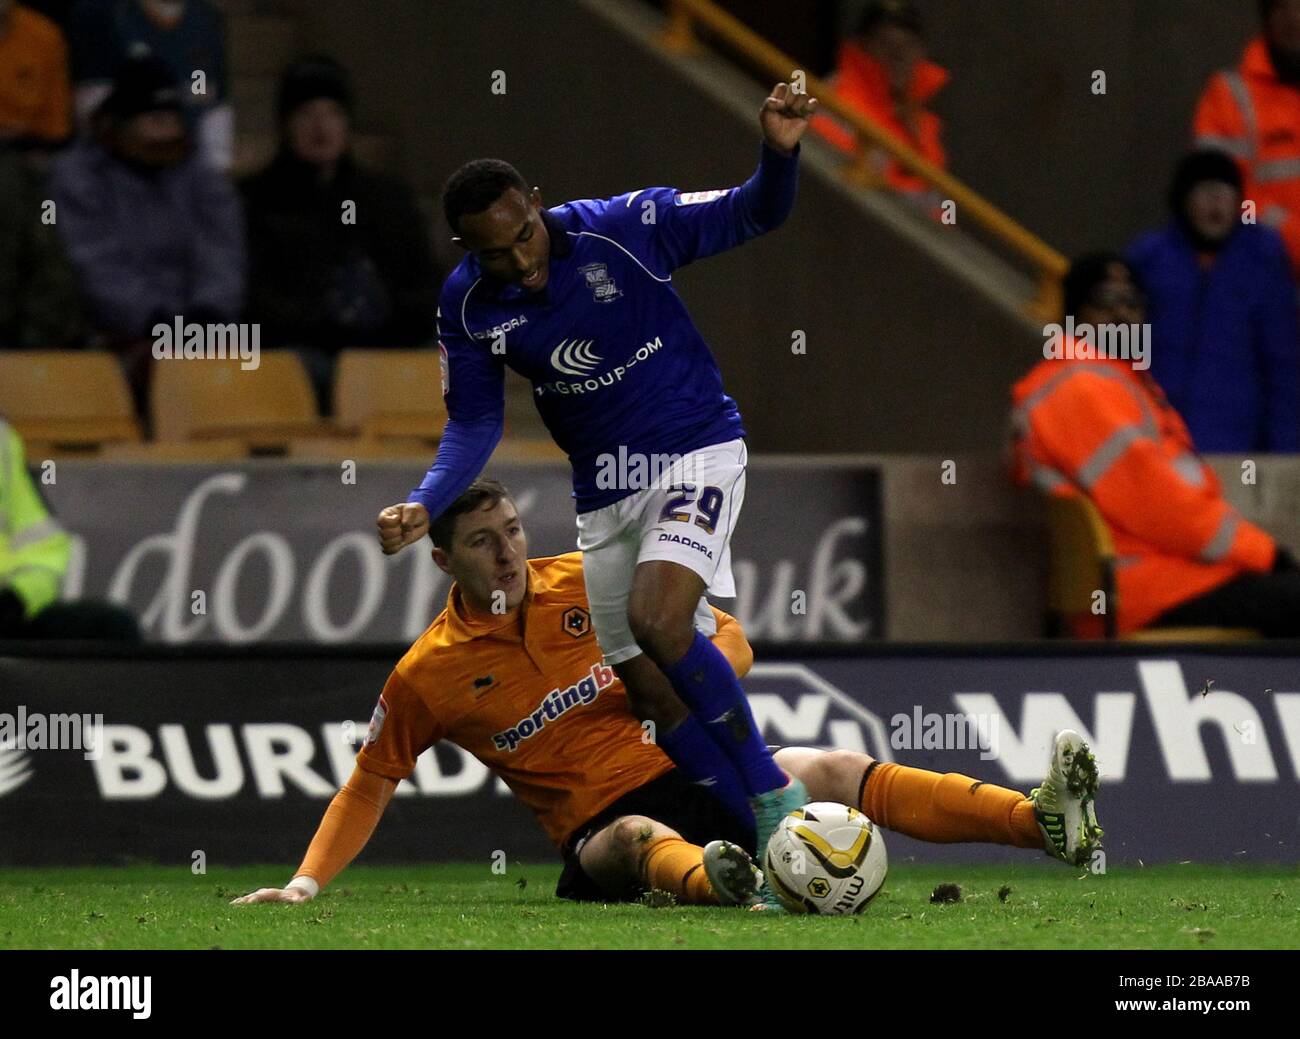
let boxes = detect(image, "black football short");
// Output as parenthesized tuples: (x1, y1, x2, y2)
(555, 768, 757, 903)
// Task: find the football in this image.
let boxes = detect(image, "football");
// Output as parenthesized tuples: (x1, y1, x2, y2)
(763, 802, 888, 914)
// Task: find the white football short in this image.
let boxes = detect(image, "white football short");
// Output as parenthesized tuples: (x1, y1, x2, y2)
(575, 438, 747, 666)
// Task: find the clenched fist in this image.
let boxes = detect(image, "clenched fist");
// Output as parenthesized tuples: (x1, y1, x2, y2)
(760, 80, 817, 157)
(377, 502, 430, 555)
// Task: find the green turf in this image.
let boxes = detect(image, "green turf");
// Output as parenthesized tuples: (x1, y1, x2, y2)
(1, 862, 1297, 950)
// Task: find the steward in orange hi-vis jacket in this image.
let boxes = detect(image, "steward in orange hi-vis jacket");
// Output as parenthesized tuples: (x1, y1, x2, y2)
(1008, 254, 1300, 637)
(1195, 7, 1300, 278)
(1011, 254, 1288, 637)
(811, 0, 947, 199)
(1012, 354, 1277, 634)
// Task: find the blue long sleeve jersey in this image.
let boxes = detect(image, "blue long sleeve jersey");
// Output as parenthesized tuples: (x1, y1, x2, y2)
(410, 142, 800, 518)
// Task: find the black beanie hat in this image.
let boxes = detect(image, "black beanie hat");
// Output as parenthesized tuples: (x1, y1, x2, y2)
(855, 0, 924, 38)
(277, 55, 353, 122)
(99, 56, 183, 121)
(1167, 149, 1244, 217)
(1062, 252, 1142, 320)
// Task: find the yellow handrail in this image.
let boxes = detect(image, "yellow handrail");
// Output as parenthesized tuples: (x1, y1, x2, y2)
(661, 0, 1066, 322)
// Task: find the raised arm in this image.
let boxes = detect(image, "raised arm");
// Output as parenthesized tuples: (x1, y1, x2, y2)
(376, 302, 505, 554)
(578, 82, 815, 275)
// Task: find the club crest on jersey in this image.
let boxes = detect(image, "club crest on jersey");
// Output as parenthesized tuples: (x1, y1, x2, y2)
(578, 262, 622, 303)
(676, 188, 729, 206)
(366, 695, 388, 745)
(562, 606, 591, 639)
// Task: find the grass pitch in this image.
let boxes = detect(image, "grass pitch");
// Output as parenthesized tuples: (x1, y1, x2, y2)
(1, 862, 1296, 950)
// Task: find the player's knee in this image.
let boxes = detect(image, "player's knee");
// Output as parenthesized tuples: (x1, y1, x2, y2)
(626, 603, 692, 661)
(823, 749, 874, 799)
(610, 815, 660, 858)
(788, 748, 873, 802)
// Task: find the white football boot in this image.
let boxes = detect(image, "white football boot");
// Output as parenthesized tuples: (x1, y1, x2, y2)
(1030, 729, 1104, 867)
(702, 839, 764, 907)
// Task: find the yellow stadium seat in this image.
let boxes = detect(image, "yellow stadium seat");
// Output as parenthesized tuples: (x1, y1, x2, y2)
(333, 350, 445, 442)
(0, 350, 142, 451)
(286, 435, 434, 461)
(99, 439, 250, 462)
(1044, 493, 1258, 641)
(151, 351, 330, 450)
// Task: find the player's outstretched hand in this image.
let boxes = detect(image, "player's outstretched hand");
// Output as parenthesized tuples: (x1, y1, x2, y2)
(229, 886, 313, 906)
(377, 502, 430, 555)
(760, 80, 817, 156)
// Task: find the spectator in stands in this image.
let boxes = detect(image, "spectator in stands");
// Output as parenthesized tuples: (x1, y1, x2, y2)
(1127, 149, 1300, 453)
(241, 56, 437, 412)
(0, 0, 71, 151)
(65, 0, 231, 169)
(810, 0, 947, 204)
(1195, 0, 1300, 278)
(49, 56, 244, 405)
(1010, 253, 1300, 637)
(0, 417, 139, 640)
(0, 149, 83, 347)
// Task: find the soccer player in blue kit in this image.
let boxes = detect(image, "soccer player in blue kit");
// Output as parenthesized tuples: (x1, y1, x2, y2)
(377, 81, 818, 904)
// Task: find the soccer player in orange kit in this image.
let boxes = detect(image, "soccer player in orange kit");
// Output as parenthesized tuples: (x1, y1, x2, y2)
(233, 479, 1102, 910)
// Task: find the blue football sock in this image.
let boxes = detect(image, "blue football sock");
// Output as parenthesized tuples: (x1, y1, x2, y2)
(661, 631, 786, 796)
(658, 714, 756, 834)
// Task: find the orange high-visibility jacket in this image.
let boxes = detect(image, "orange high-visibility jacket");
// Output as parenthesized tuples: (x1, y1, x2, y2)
(811, 41, 947, 195)
(1195, 36, 1300, 278)
(1010, 353, 1277, 634)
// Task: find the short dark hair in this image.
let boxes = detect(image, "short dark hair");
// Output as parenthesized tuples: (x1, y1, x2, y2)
(1062, 252, 1142, 320)
(855, 0, 924, 39)
(429, 477, 514, 548)
(442, 159, 529, 235)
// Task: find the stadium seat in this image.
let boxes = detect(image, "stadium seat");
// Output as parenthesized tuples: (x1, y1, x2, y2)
(151, 351, 331, 450)
(489, 438, 566, 463)
(99, 439, 250, 462)
(286, 435, 434, 460)
(0, 351, 142, 452)
(333, 350, 445, 442)
(1044, 493, 1258, 641)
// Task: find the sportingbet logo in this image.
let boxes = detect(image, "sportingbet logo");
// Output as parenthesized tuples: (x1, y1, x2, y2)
(491, 662, 616, 752)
